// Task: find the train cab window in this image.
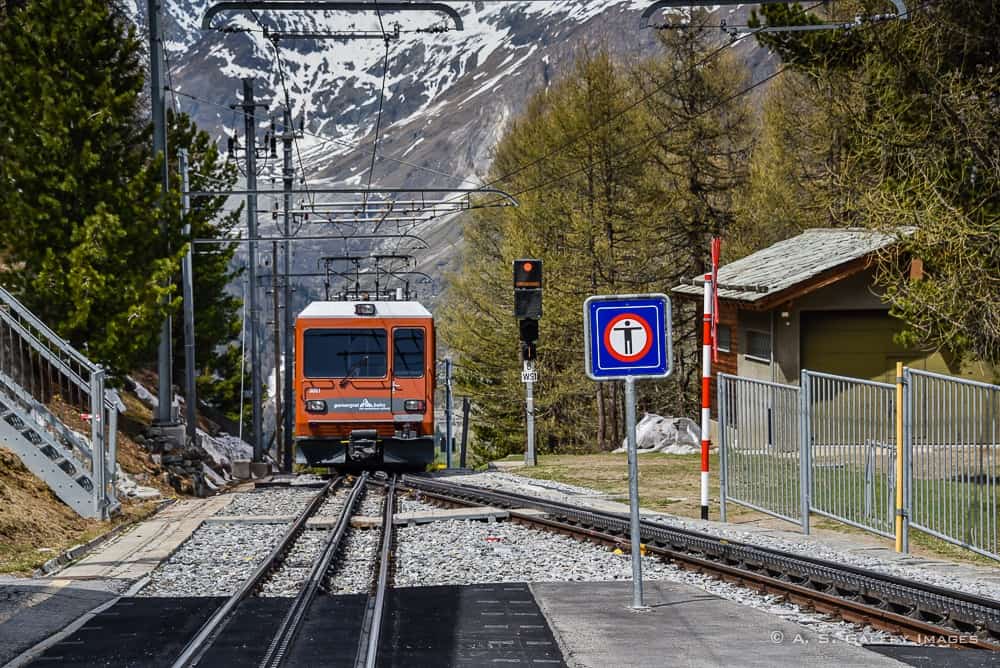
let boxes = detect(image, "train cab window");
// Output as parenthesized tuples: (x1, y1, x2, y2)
(393, 328, 425, 378)
(304, 329, 387, 378)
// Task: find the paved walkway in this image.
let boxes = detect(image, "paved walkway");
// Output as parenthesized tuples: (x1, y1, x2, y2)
(52, 496, 231, 583)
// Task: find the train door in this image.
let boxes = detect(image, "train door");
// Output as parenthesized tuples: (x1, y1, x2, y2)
(391, 326, 427, 432)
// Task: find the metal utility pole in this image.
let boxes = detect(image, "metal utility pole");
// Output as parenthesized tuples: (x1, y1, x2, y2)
(242, 78, 263, 461)
(271, 242, 283, 462)
(281, 108, 295, 472)
(444, 357, 453, 469)
(147, 0, 173, 424)
(179, 150, 198, 447)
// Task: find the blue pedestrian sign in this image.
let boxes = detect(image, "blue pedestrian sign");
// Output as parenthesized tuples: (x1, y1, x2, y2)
(584, 294, 672, 381)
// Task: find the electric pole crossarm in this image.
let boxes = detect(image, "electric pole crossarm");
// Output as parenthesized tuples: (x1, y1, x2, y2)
(201, 1, 464, 31)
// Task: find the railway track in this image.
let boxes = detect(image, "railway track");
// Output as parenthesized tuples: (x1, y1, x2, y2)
(400, 474, 1000, 652)
(353, 475, 396, 668)
(173, 473, 367, 667)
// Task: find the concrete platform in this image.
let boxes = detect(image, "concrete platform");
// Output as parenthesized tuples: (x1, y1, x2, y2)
(530, 580, 907, 668)
(52, 495, 232, 583)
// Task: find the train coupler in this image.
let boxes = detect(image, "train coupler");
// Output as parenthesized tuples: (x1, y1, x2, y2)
(347, 429, 382, 463)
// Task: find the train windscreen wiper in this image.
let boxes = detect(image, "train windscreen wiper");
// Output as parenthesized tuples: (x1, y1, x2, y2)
(339, 356, 369, 387)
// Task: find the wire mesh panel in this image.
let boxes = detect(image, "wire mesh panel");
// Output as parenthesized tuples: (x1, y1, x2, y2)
(719, 373, 803, 526)
(906, 369, 999, 560)
(804, 371, 896, 538)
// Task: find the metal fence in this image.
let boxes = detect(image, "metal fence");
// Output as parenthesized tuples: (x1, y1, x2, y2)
(718, 374, 806, 529)
(0, 287, 119, 518)
(719, 366, 1000, 561)
(803, 370, 896, 538)
(906, 368, 999, 560)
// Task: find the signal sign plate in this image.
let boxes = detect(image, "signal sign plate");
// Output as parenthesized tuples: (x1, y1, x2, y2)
(584, 294, 672, 380)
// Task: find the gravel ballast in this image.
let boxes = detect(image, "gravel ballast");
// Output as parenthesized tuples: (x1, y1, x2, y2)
(259, 529, 331, 597)
(139, 522, 283, 597)
(327, 528, 380, 594)
(450, 471, 1000, 603)
(216, 487, 318, 517)
(393, 496, 909, 647)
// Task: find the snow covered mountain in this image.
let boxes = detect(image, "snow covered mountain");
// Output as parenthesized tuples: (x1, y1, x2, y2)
(154, 1, 769, 301)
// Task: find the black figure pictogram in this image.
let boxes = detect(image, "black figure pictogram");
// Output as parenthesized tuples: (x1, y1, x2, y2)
(612, 319, 644, 355)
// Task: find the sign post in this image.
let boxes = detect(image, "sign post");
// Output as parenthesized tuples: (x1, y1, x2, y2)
(584, 294, 672, 609)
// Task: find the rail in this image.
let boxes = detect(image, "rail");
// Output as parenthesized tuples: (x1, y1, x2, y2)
(260, 473, 369, 668)
(173, 477, 347, 668)
(355, 475, 395, 668)
(401, 475, 1000, 649)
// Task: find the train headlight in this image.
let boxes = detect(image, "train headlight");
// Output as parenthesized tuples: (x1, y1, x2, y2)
(305, 399, 327, 413)
(355, 303, 376, 316)
(403, 399, 426, 413)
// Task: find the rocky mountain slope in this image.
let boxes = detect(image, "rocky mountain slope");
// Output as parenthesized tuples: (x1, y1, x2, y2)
(152, 1, 773, 304)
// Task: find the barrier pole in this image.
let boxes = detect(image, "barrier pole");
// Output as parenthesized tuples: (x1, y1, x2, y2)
(895, 361, 904, 552)
(700, 272, 713, 521)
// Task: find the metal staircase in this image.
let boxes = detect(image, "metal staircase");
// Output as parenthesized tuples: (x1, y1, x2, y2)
(0, 287, 120, 519)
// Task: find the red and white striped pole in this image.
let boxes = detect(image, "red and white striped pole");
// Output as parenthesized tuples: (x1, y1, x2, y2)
(700, 270, 713, 521)
(701, 237, 720, 521)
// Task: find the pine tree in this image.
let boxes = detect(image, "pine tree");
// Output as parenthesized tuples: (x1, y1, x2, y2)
(0, 0, 182, 373)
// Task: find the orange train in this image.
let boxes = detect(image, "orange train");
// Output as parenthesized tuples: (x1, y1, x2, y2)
(293, 301, 436, 469)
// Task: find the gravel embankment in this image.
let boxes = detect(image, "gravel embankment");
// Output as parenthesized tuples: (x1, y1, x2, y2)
(450, 471, 1000, 603)
(139, 523, 283, 597)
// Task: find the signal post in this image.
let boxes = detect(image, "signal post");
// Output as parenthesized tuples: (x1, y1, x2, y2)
(513, 259, 542, 466)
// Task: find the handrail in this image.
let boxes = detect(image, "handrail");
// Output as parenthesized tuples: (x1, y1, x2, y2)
(0, 287, 99, 371)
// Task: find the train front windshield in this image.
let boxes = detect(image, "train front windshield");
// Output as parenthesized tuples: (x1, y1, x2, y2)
(304, 328, 387, 378)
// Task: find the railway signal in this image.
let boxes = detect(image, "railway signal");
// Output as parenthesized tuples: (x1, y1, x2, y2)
(513, 259, 542, 466)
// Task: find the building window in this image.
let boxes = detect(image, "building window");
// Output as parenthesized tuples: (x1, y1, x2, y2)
(745, 329, 771, 362)
(716, 325, 732, 353)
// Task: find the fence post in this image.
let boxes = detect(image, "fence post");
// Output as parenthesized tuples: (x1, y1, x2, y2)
(107, 395, 118, 507)
(90, 368, 106, 519)
(719, 375, 727, 523)
(799, 371, 811, 535)
(900, 365, 911, 554)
